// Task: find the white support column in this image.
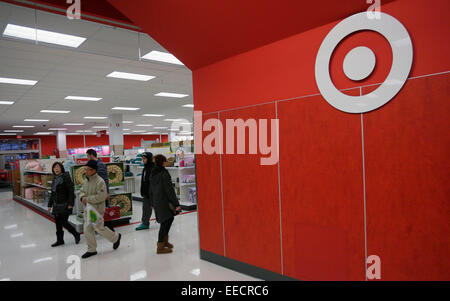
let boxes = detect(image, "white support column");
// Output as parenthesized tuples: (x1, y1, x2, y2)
(57, 130, 68, 158)
(108, 114, 124, 155)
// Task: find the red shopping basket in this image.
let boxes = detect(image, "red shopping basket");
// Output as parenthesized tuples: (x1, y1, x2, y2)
(104, 206, 120, 221)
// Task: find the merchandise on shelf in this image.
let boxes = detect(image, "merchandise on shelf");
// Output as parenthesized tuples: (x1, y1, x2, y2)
(110, 193, 133, 217)
(107, 163, 124, 184)
(24, 160, 42, 171)
(180, 174, 195, 183)
(188, 187, 197, 204)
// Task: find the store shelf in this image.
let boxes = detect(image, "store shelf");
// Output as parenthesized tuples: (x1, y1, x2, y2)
(179, 201, 197, 211)
(24, 170, 53, 174)
(180, 182, 196, 187)
(0, 150, 39, 154)
(14, 196, 50, 217)
(24, 182, 51, 190)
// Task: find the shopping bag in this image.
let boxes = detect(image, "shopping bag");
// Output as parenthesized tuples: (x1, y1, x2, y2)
(85, 203, 104, 227)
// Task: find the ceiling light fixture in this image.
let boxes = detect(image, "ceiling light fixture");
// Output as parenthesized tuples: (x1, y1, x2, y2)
(0, 77, 37, 86)
(155, 92, 189, 98)
(141, 50, 184, 65)
(136, 124, 152, 127)
(24, 119, 49, 122)
(12, 125, 35, 128)
(65, 96, 102, 102)
(64, 123, 85, 126)
(92, 126, 108, 129)
(4, 130, 24, 133)
(84, 116, 107, 119)
(182, 104, 194, 108)
(33, 132, 54, 135)
(123, 121, 134, 124)
(3, 24, 86, 48)
(111, 107, 140, 111)
(40, 110, 70, 114)
(0, 101, 14, 105)
(142, 114, 164, 117)
(48, 128, 67, 131)
(106, 71, 155, 82)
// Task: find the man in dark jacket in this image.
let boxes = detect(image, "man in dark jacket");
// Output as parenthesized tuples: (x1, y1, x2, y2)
(150, 155, 181, 254)
(136, 152, 154, 231)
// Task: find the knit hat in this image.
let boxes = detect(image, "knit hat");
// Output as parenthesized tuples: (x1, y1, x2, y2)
(85, 159, 98, 170)
(142, 152, 153, 159)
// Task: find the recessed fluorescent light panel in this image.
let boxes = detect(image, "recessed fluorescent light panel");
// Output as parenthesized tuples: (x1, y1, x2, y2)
(142, 114, 164, 117)
(24, 119, 49, 122)
(48, 128, 67, 131)
(154, 127, 168, 129)
(123, 121, 134, 124)
(106, 71, 155, 82)
(92, 126, 108, 129)
(34, 132, 53, 135)
(0, 77, 37, 86)
(76, 130, 92, 133)
(65, 96, 102, 102)
(64, 123, 85, 126)
(0, 101, 14, 105)
(13, 125, 35, 128)
(4, 130, 24, 133)
(182, 104, 194, 108)
(40, 110, 70, 114)
(164, 119, 181, 122)
(141, 50, 184, 65)
(136, 124, 152, 127)
(155, 92, 189, 98)
(111, 107, 140, 111)
(3, 24, 86, 48)
(84, 116, 107, 119)
(132, 130, 146, 133)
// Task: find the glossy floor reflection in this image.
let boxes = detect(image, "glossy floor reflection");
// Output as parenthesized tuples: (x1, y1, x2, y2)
(0, 190, 258, 281)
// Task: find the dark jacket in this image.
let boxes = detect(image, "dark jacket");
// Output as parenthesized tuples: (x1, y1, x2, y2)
(96, 159, 109, 193)
(149, 165, 180, 223)
(48, 172, 75, 214)
(140, 161, 155, 198)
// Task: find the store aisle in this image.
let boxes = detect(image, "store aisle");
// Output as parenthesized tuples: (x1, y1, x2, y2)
(0, 190, 258, 281)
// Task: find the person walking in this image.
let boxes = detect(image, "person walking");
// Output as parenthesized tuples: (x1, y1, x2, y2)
(136, 152, 154, 231)
(86, 149, 114, 232)
(47, 162, 80, 247)
(80, 160, 121, 259)
(149, 155, 181, 254)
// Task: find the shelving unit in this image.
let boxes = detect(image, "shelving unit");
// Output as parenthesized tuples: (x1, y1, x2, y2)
(167, 164, 197, 210)
(24, 182, 50, 190)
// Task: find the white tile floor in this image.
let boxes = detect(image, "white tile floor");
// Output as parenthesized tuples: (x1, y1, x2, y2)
(0, 190, 258, 281)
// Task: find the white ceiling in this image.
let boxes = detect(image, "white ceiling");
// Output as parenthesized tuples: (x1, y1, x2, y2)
(0, 2, 194, 135)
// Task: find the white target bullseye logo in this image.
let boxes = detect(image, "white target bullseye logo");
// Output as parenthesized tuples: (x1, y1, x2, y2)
(315, 12, 413, 114)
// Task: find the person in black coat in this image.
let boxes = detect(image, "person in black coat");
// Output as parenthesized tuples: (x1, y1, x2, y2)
(47, 162, 80, 247)
(149, 155, 181, 254)
(136, 152, 155, 231)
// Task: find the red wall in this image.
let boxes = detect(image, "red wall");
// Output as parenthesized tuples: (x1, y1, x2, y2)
(195, 0, 450, 280)
(21, 135, 168, 157)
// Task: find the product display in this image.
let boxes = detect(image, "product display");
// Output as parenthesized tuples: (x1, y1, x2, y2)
(107, 164, 124, 184)
(73, 166, 86, 186)
(109, 193, 132, 216)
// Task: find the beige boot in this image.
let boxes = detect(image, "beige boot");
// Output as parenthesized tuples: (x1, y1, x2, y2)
(157, 242, 172, 254)
(164, 235, 174, 249)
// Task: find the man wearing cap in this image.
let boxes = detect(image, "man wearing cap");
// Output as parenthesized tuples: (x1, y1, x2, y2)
(136, 152, 154, 231)
(80, 159, 121, 259)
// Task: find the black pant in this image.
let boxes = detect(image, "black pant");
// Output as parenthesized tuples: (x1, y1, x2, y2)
(158, 217, 174, 242)
(55, 213, 78, 241)
(141, 197, 153, 226)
